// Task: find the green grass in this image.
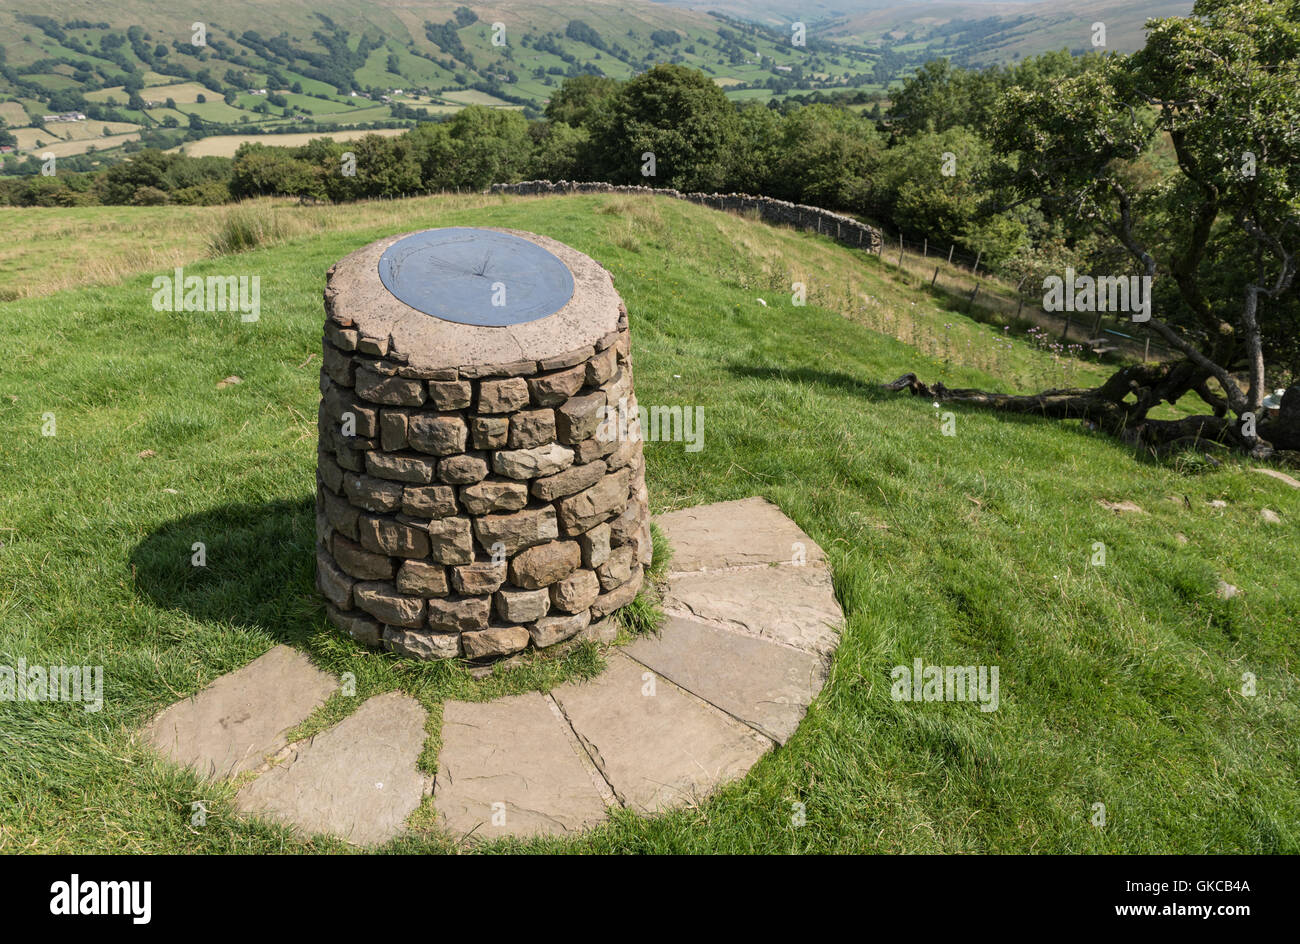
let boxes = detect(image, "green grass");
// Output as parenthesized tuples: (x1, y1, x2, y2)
(0, 192, 1297, 853)
(310, 105, 394, 125)
(0, 0, 883, 126)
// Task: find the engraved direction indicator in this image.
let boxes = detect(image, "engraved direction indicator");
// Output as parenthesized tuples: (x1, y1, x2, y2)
(377, 227, 575, 327)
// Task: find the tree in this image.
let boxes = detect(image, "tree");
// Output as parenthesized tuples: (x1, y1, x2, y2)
(528, 121, 591, 180)
(230, 142, 322, 199)
(588, 64, 740, 192)
(446, 106, 532, 189)
(868, 126, 1025, 261)
(763, 103, 880, 210)
(544, 75, 618, 127)
(889, 54, 1089, 138)
(565, 20, 606, 51)
(326, 133, 421, 200)
(95, 149, 178, 203)
(728, 104, 783, 195)
(889, 0, 1300, 457)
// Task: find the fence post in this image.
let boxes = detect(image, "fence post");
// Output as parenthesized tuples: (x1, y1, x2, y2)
(948, 245, 955, 263)
(972, 250, 982, 276)
(898, 234, 904, 267)
(1144, 337, 1151, 363)
(931, 267, 940, 287)
(1062, 313, 1072, 341)
(923, 238, 928, 258)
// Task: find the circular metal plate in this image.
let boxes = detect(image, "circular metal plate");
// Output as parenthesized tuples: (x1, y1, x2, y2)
(377, 228, 575, 327)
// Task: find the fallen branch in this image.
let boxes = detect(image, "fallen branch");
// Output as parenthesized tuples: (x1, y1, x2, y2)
(882, 368, 1293, 459)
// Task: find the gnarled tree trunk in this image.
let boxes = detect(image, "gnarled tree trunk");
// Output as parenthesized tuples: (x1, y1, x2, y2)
(883, 362, 1299, 460)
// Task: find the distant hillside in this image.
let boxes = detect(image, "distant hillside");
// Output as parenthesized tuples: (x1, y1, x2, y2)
(0, 0, 881, 124)
(654, 0, 1194, 65)
(0, 0, 906, 170)
(0, 0, 1193, 173)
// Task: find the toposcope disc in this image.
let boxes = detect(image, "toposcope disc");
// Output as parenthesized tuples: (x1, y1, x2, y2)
(377, 227, 575, 327)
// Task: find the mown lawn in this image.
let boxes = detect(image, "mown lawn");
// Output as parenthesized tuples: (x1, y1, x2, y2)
(0, 192, 1296, 853)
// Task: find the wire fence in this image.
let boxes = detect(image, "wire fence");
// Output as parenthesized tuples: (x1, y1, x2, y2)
(868, 224, 1177, 365)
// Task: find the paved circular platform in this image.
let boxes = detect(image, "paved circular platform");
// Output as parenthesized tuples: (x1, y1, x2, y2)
(141, 498, 844, 846)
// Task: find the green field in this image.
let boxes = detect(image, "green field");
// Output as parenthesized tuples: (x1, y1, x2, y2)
(1, 191, 1295, 853)
(309, 105, 395, 125)
(0, 0, 889, 153)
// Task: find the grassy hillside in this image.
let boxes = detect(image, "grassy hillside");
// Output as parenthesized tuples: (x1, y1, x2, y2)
(0, 0, 883, 168)
(0, 192, 1296, 853)
(664, 0, 1194, 64)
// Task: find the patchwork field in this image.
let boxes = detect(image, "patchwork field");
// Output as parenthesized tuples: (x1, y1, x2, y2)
(174, 128, 408, 158)
(0, 100, 30, 125)
(34, 132, 141, 158)
(441, 89, 518, 107)
(43, 120, 140, 141)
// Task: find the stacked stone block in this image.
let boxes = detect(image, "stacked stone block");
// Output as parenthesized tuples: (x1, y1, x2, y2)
(316, 303, 650, 662)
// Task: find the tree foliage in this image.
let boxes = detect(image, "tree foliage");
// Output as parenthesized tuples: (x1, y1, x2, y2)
(991, 0, 1300, 416)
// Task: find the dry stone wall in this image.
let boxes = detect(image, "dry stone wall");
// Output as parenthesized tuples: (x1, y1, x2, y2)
(489, 180, 885, 254)
(316, 301, 650, 662)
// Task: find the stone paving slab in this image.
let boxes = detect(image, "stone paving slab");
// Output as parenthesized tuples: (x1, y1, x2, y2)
(624, 616, 828, 744)
(235, 691, 428, 846)
(551, 651, 772, 813)
(435, 692, 612, 840)
(663, 561, 842, 655)
(654, 497, 824, 572)
(144, 497, 845, 844)
(142, 645, 338, 779)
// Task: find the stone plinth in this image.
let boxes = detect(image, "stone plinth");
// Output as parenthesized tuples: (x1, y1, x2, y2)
(315, 227, 650, 661)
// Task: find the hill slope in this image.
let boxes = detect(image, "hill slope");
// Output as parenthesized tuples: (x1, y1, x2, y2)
(0, 0, 878, 136)
(0, 192, 1296, 852)
(659, 0, 1194, 64)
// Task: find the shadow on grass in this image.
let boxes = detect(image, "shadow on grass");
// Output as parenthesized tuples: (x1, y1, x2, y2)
(129, 496, 320, 646)
(729, 360, 1153, 457)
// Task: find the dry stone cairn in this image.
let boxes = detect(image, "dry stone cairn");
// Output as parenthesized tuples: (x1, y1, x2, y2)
(315, 227, 650, 662)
